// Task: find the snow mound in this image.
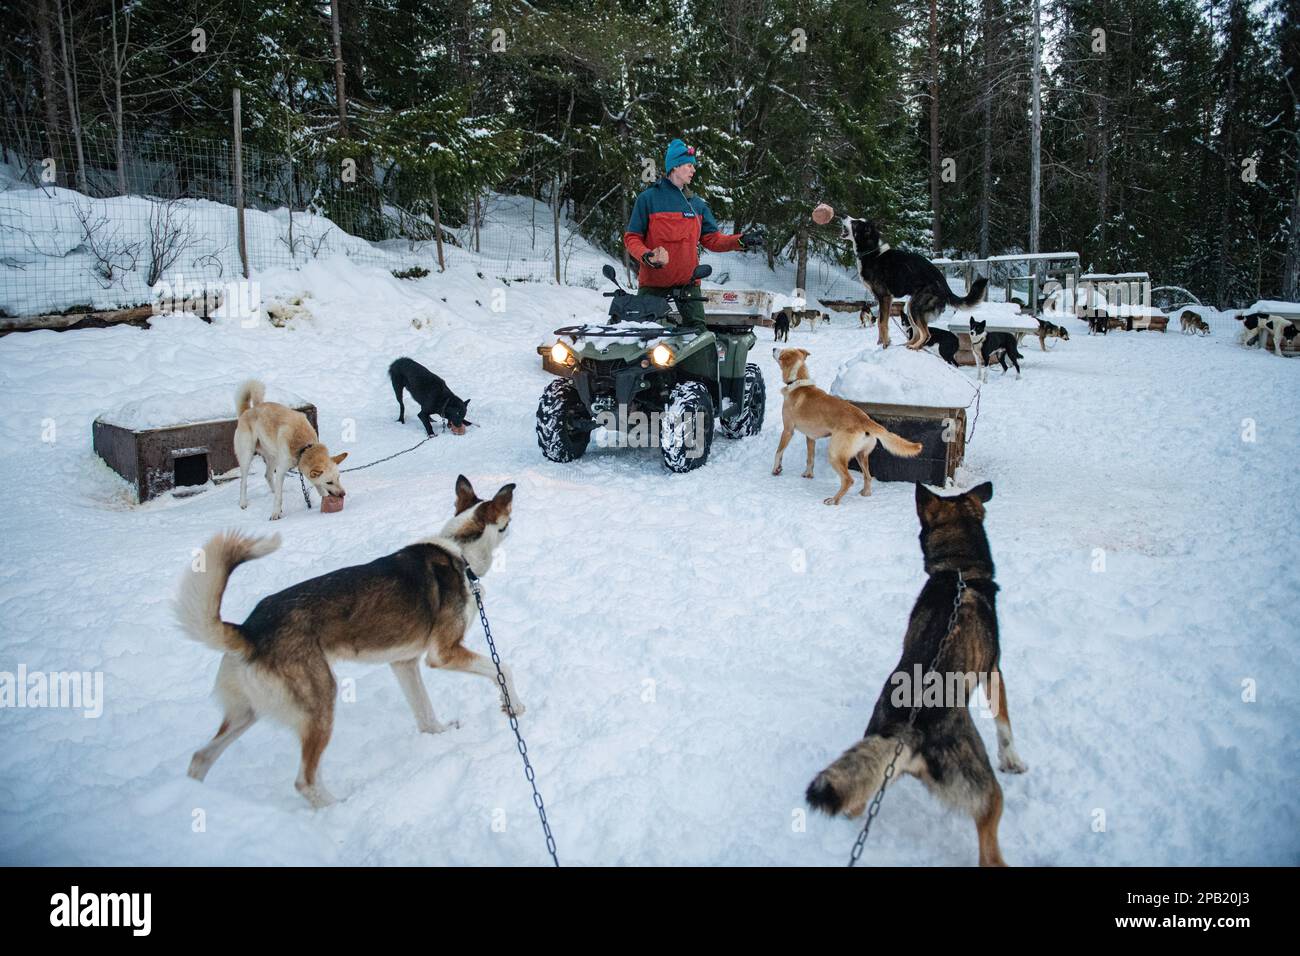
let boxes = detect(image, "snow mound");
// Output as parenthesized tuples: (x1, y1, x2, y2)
(1243, 300, 1300, 315)
(950, 301, 1039, 331)
(98, 383, 309, 431)
(830, 346, 976, 408)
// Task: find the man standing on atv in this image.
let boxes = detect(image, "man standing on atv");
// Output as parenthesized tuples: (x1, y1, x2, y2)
(623, 139, 764, 332)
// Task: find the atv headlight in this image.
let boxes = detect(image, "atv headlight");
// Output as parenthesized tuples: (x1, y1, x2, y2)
(651, 343, 675, 367)
(550, 341, 575, 365)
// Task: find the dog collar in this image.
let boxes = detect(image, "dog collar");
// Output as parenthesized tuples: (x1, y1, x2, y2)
(294, 443, 314, 463)
(782, 378, 815, 394)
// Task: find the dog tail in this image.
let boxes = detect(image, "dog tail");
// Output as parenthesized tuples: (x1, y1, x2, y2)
(949, 276, 988, 310)
(175, 530, 280, 656)
(806, 735, 913, 816)
(235, 379, 266, 417)
(866, 422, 923, 459)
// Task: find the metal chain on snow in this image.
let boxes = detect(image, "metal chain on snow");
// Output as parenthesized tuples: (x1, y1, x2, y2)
(287, 433, 437, 509)
(338, 433, 435, 473)
(465, 567, 560, 867)
(847, 570, 967, 868)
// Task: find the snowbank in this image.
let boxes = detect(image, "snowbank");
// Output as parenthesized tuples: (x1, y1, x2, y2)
(830, 345, 976, 408)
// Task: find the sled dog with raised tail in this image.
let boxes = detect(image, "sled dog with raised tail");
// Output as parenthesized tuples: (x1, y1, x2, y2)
(842, 216, 987, 349)
(177, 475, 520, 808)
(771, 347, 923, 505)
(805, 481, 1027, 866)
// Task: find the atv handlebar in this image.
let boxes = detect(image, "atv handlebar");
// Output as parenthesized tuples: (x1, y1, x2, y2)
(604, 286, 706, 301)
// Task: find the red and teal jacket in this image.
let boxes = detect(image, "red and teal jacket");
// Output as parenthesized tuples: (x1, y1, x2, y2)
(623, 177, 743, 287)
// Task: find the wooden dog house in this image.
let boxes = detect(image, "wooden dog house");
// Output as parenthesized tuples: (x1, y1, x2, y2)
(846, 401, 967, 485)
(830, 347, 974, 486)
(94, 386, 315, 502)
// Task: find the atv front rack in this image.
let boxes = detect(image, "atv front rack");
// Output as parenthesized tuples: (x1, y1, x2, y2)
(552, 324, 696, 341)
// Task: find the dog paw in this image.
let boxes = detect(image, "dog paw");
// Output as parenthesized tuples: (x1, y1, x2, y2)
(269, 512, 282, 521)
(422, 719, 460, 734)
(239, 501, 249, 510)
(502, 700, 526, 717)
(999, 750, 1029, 774)
(772, 466, 782, 476)
(822, 497, 840, 506)
(802, 471, 814, 479)
(297, 784, 338, 809)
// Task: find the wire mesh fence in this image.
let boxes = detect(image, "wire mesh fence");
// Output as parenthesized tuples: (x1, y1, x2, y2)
(5, 109, 1230, 337)
(0, 111, 871, 323)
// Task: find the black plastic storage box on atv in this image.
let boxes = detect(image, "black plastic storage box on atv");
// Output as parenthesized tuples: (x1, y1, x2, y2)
(537, 264, 766, 472)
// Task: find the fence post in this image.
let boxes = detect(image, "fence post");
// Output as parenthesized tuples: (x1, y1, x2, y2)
(552, 175, 562, 285)
(430, 180, 445, 271)
(232, 89, 249, 280)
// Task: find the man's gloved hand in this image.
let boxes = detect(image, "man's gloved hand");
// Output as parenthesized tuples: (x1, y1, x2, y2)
(739, 227, 765, 251)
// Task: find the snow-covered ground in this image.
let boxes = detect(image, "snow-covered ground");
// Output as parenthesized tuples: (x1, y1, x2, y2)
(0, 254, 1297, 867)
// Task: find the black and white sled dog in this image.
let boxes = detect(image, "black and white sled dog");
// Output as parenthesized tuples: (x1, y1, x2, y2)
(842, 216, 988, 349)
(899, 311, 962, 367)
(1086, 312, 1110, 335)
(1238, 312, 1298, 356)
(969, 319, 1024, 382)
(389, 357, 471, 436)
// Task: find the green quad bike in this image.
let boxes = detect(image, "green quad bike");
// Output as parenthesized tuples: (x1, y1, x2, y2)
(537, 263, 766, 472)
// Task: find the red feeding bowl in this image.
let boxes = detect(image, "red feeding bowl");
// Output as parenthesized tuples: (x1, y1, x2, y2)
(321, 494, 345, 513)
(450, 424, 467, 436)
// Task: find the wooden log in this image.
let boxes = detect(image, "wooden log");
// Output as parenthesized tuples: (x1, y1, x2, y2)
(1, 289, 224, 336)
(0, 305, 155, 336)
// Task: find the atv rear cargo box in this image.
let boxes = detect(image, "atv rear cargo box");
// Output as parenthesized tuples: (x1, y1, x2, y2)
(701, 289, 775, 327)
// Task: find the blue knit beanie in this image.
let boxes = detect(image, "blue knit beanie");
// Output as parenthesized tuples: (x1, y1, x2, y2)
(664, 139, 696, 172)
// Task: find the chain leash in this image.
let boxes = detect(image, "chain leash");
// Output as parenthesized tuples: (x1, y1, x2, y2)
(847, 570, 967, 867)
(287, 433, 437, 510)
(466, 568, 560, 867)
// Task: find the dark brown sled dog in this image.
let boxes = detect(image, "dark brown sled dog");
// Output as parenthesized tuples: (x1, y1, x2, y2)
(805, 481, 1027, 866)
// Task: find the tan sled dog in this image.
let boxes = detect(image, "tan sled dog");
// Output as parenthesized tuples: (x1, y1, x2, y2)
(177, 475, 520, 808)
(234, 379, 347, 519)
(771, 348, 923, 505)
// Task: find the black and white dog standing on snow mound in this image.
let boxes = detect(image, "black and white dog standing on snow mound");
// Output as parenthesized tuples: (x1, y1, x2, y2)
(968, 318, 1025, 382)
